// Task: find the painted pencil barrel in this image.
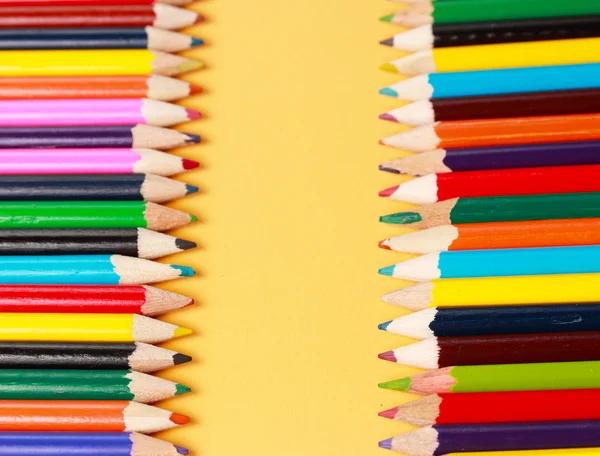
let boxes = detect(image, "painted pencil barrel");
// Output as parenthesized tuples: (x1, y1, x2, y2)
(448, 449, 600, 456)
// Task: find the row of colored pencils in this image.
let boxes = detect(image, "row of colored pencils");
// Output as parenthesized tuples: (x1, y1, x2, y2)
(0, 0, 203, 454)
(378, 0, 600, 455)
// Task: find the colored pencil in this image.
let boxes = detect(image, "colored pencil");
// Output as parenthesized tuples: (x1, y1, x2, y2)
(379, 304, 600, 339)
(379, 64, 600, 101)
(0, 99, 200, 127)
(381, 17, 600, 51)
(379, 420, 600, 455)
(0, 284, 191, 315)
(0, 228, 196, 258)
(380, 90, 600, 126)
(0, 369, 189, 402)
(379, 166, 600, 204)
(0, 201, 196, 230)
(0, 313, 192, 343)
(379, 113, 600, 151)
(0, 75, 202, 101)
(0, 255, 194, 285)
(379, 361, 600, 394)
(0, 27, 203, 52)
(0, 0, 192, 6)
(0, 174, 197, 202)
(0, 400, 188, 433)
(0, 4, 200, 29)
(379, 390, 600, 426)
(381, 0, 600, 27)
(0, 148, 199, 176)
(0, 432, 187, 456)
(447, 450, 600, 456)
(379, 142, 600, 176)
(0, 341, 191, 372)
(379, 219, 600, 254)
(0, 125, 200, 150)
(380, 193, 600, 229)
(380, 38, 600, 76)
(379, 331, 600, 369)
(0, 50, 202, 76)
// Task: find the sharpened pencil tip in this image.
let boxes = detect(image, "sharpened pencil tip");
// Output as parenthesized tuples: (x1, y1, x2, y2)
(175, 238, 197, 251)
(189, 84, 203, 95)
(182, 158, 200, 170)
(190, 214, 198, 222)
(175, 384, 191, 396)
(378, 407, 398, 419)
(379, 87, 398, 98)
(185, 184, 199, 195)
(378, 320, 392, 331)
(194, 14, 204, 23)
(378, 265, 395, 277)
(379, 438, 393, 450)
(380, 212, 422, 224)
(184, 133, 201, 143)
(379, 113, 396, 122)
(378, 239, 392, 250)
(380, 38, 393, 47)
(380, 14, 393, 23)
(173, 265, 195, 277)
(191, 37, 204, 47)
(173, 353, 192, 365)
(185, 108, 202, 120)
(173, 326, 193, 338)
(178, 60, 203, 73)
(380, 62, 399, 73)
(379, 377, 412, 391)
(378, 350, 396, 362)
(379, 185, 398, 197)
(170, 413, 190, 425)
(379, 165, 400, 174)
(176, 446, 189, 455)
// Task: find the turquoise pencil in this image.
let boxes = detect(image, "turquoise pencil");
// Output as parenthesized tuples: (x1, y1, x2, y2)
(0, 255, 194, 285)
(379, 245, 600, 282)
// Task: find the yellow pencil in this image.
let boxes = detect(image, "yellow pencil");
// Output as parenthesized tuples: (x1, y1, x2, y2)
(449, 450, 600, 456)
(380, 37, 600, 75)
(381, 273, 600, 310)
(0, 313, 192, 343)
(0, 50, 203, 77)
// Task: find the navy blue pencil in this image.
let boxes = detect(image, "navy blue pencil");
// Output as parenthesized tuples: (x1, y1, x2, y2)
(0, 27, 202, 52)
(378, 304, 600, 339)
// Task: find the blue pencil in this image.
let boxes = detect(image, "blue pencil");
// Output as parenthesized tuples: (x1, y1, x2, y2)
(378, 245, 600, 281)
(0, 254, 194, 285)
(379, 63, 600, 101)
(0, 431, 186, 456)
(378, 304, 600, 339)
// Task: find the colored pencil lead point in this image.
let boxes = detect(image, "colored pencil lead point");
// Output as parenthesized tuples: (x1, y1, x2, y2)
(378, 186, 398, 197)
(195, 14, 205, 23)
(378, 377, 411, 391)
(185, 184, 199, 195)
(379, 438, 393, 450)
(177, 60, 203, 73)
(378, 113, 396, 122)
(182, 158, 200, 170)
(191, 37, 204, 47)
(185, 108, 202, 120)
(378, 320, 392, 331)
(378, 239, 392, 250)
(175, 238, 198, 251)
(176, 446, 189, 455)
(378, 407, 398, 419)
(378, 139, 385, 145)
(175, 384, 191, 396)
(378, 265, 395, 277)
(380, 62, 399, 73)
(379, 87, 398, 97)
(380, 212, 422, 224)
(184, 133, 201, 143)
(189, 84, 203, 95)
(190, 214, 198, 222)
(173, 353, 193, 365)
(173, 326, 193, 338)
(173, 265, 195, 277)
(380, 38, 393, 47)
(379, 164, 400, 174)
(170, 413, 191, 425)
(378, 350, 396, 362)
(380, 14, 393, 23)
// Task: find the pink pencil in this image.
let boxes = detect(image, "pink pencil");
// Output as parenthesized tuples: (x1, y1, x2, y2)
(0, 148, 199, 176)
(0, 99, 200, 127)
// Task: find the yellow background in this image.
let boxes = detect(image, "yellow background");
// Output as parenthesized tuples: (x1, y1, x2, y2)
(156, 1, 424, 454)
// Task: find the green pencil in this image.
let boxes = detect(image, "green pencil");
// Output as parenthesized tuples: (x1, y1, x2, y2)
(379, 192, 600, 229)
(0, 369, 190, 403)
(0, 201, 195, 231)
(379, 360, 600, 395)
(380, 0, 600, 27)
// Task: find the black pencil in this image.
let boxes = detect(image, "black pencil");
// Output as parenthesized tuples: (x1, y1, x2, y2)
(0, 228, 196, 258)
(0, 174, 197, 202)
(381, 15, 600, 52)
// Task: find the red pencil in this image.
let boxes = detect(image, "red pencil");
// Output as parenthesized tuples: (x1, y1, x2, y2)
(379, 390, 600, 426)
(378, 165, 600, 204)
(0, 285, 192, 316)
(379, 113, 600, 152)
(0, 0, 191, 5)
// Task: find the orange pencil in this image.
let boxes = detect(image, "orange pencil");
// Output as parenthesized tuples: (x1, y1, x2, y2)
(379, 218, 600, 254)
(379, 113, 600, 152)
(0, 400, 189, 434)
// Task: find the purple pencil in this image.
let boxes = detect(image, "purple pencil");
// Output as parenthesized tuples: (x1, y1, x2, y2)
(379, 420, 600, 455)
(379, 141, 600, 176)
(0, 125, 200, 149)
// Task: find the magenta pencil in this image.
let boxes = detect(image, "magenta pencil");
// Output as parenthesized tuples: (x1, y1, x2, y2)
(0, 99, 200, 127)
(0, 148, 199, 176)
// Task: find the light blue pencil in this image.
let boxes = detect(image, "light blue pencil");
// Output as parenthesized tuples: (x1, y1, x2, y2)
(0, 254, 194, 285)
(378, 245, 600, 281)
(379, 63, 600, 101)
